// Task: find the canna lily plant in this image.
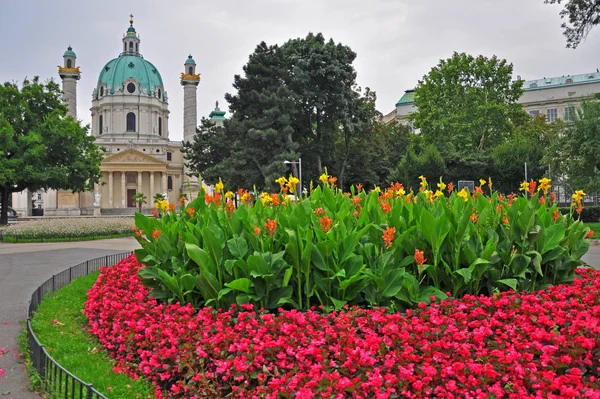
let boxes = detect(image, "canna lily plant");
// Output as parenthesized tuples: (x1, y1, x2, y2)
(133, 175, 591, 312)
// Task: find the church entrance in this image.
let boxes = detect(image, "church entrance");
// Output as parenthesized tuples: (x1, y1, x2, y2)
(127, 189, 136, 208)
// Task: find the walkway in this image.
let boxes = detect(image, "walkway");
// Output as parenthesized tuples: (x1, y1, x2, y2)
(0, 238, 598, 398)
(0, 237, 139, 399)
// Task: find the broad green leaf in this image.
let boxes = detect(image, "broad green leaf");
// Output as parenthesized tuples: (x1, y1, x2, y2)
(227, 236, 248, 259)
(498, 278, 518, 291)
(225, 278, 251, 294)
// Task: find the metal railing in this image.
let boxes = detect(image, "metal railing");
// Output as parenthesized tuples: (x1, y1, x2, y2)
(26, 252, 132, 399)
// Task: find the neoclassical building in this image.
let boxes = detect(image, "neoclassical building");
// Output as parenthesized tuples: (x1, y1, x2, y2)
(12, 17, 224, 216)
(384, 71, 600, 125)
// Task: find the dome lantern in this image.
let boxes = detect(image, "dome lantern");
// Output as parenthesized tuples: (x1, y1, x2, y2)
(122, 14, 141, 56)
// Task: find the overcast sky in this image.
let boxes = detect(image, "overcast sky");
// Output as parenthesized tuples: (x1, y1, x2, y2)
(1, 0, 600, 141)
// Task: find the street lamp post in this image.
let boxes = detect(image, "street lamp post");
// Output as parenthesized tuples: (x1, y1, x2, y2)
(283, 158, 302, 197)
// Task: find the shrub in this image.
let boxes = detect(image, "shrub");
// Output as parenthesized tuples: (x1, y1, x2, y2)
(85, 255, 600, 398)
(2, 218, 133, 242)
(133, 178, 591, 311)
(559, 206, 600, 223)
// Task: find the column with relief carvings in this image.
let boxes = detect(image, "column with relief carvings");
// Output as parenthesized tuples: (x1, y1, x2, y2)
(121, 172, 126, 208)
(108, 172, 113, 208)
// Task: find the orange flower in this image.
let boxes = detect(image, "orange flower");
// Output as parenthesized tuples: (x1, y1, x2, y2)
(552, 209, 560, 222)
(382, 226, 396, 249)
(214, 193, 222, 203)
(576, 204, 584, 214)
(470, 212, 478, 223)
(253, 226, 261, 236)
(586, 229, 594, 239)
(179, 196, 186, 206)
(132, 226, 144, 238)
(528, 180, 537, 196)
(319, 216, 333, 232)
(502, 217, 509, 226)
(550, 192, 556, 203)
(353, 209, 360, 218)
(186, 208, 195, 217)
(204, 193, 213, 205)
(355, 184, 363, 192)
(168, 203, 176, 212)
(271, 193, 281, 206)
(351, 197, 362, 207)
(414, 249, 426, 265)
(447, 182, 454, 193)
(328, 176, 337, 185)
(539, 196, 546, 205)
(152, 229, 160, 240)
(225, 200, 235, 214)
(151, 209, 158, 218)
(381, 202, 391, 214)
(264, 218, 277, 236)
(314, 208, 326, 216)
(496, 203, 503, 214)
(507, 193, 517, 206)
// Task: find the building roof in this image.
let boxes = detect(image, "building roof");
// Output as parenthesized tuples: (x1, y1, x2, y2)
(64, 46, 76, 57)
(521, 71, 600, 90)
(396, 89, 415, 105)
(185, 55, 196, 64)
(209, 101, 226, 120)
(98, 54, 163, 95)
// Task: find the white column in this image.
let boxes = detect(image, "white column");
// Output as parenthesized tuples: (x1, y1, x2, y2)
(149, 172, 155, 202)
(108, 172, 113, 208)
(162, 172, 168, 197)
(121, 172, 126, 208)
(137, 171, 142, 198)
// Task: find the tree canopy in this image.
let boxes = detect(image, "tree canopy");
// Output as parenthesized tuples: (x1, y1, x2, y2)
(545, 0, 600, 48)
(0, 77, 103, 224)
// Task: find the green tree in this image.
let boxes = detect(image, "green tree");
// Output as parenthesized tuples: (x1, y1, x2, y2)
(545, 95, 600, 192)
(132, 192, 147, 213)
(391, 139, 447, 189)
(411, 52, 527, 155)
(0, 77, 103, 225)
(545, 0, 600, 48)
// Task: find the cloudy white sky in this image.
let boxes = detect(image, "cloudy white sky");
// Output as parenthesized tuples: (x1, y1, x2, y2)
(1, 0, 599, 141)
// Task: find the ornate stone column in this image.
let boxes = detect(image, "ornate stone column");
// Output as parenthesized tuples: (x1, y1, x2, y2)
(108, 172, 113, 208)
(121, 172, 126, 208)
(149, 172, 155, 202)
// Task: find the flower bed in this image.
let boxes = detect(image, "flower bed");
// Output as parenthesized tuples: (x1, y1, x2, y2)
(85, 255, 600, 398)
(2, 217, 133, 242)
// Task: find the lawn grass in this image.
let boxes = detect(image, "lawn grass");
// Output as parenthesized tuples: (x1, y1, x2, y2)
(585, 222, 600, 239)
(29, 271, 155, 399)
(2, 233, 132, 243)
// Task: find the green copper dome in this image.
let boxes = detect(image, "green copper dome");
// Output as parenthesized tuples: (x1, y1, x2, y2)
(64, 46, 76, 57)
(185, 55, 195, 64)
(98, 55, 163, 96)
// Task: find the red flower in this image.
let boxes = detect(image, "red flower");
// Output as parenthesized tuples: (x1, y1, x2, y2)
(253, 226, 261, 236)
(502, 217, 509, 226)
(225, 200, 235, 214)
(553, 209, 560, 222)
(319, 216, 333, 232)
(186, 208, 195, 218)
(414, 249, 426, 265)
(151, 209, 158, 218)
(314, 207, 326, 216)
(168, 203, 176, 212)
(381, 202, 391, 214)
(447, 182, 454, 193)
(470, 212, 478, 223)
(152, 229, 160, 240)
(264, 219, 277, 236)
(539, 195, 546, 205)
(550, 192, 556, 203)
(382, 226, 396, 249)
(528, 180, 537, 195)
(355, 183, 363, 192)
(586, 229, 594, 239)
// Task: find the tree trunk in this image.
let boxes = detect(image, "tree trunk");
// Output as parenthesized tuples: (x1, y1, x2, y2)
(0, 186, 8, 226)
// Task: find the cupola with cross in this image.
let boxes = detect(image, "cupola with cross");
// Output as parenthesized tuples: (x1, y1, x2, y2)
(122, 14, 141, 56)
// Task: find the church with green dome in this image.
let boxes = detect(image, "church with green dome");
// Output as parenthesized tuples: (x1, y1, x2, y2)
(13, 17, 226, 216)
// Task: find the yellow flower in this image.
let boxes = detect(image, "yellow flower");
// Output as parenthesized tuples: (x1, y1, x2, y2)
(425, 189, 434, 202)
(457, 189, 469, 202)
(479, 178, 486, 187)
(537, 177, 552, 195)
(373, 185, 381, 193)
(519, 181, 529, 192)
(319, 173, 328, 184)
(287, 175, 300, 194)
(419, 175, 427, 190)
(155, 199, 169, 213)
(434, 190, 444, 198)
(260, 192, 272, 206)
(275, 176, 287, 189)
(437, 179, 446, 192)
(224, 191, 234, 199)
(395, 187, 405, 197)
(215, 178, 224, 193)
(572, 190, 586, 204)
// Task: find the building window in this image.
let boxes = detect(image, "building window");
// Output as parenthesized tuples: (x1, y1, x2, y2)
(100, 86, 104, 97)
(37, 204, 42, 209)
(127, 83, 136, 94)
(126, 112, 136, 132)
(129, 41, 133, 51)
(157, 89, 161, 99)
(547, 108, 558, 123)
(135, 43, 138, 52)
(158, 117, 162, 136)
(167, 151, 172, 161)
(67, 59, 72, 68)
(37, 194, 41, 200)
(529, 110, 540, 117)
(188, 66, 193, 75)
(99, 115, 103, 135)
(124, 42, 127, 52)
(565, 105, 576, 121)
(167, 176, 173, 190)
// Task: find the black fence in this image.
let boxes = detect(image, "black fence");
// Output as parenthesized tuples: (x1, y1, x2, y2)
(26, 252, 132, 399)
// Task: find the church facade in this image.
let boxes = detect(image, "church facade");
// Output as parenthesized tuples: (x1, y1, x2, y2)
(12, 17, 224, 216)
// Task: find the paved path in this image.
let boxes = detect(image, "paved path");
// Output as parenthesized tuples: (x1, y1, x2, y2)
(0, 237, 139, 399)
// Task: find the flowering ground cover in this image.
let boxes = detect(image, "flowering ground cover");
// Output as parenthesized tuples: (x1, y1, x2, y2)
(86, 255, 600, 399)
(28, 271, 155, 399)
(2, 217, 133, 242)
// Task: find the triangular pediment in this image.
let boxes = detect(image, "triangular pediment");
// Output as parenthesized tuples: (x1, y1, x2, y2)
(102, 149, 167, 164)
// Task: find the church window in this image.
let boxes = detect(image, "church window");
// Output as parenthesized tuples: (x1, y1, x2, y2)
(67, 59, 72, 68)
(158, 117, 163, 136)
(129, 41, 133, 51)
(99, 115, 103, 135)
(126, 112, 136, 132)
(188, 66, 193, 75)
(100, 86, 104, 97)
(124, 42, 127, 52)
(167, 152, 172, 161)
(136, 43, 138, 52)
(157, 89, 162, 99)
(167, 176, 173, 190)
(127, 83, 136, 94)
